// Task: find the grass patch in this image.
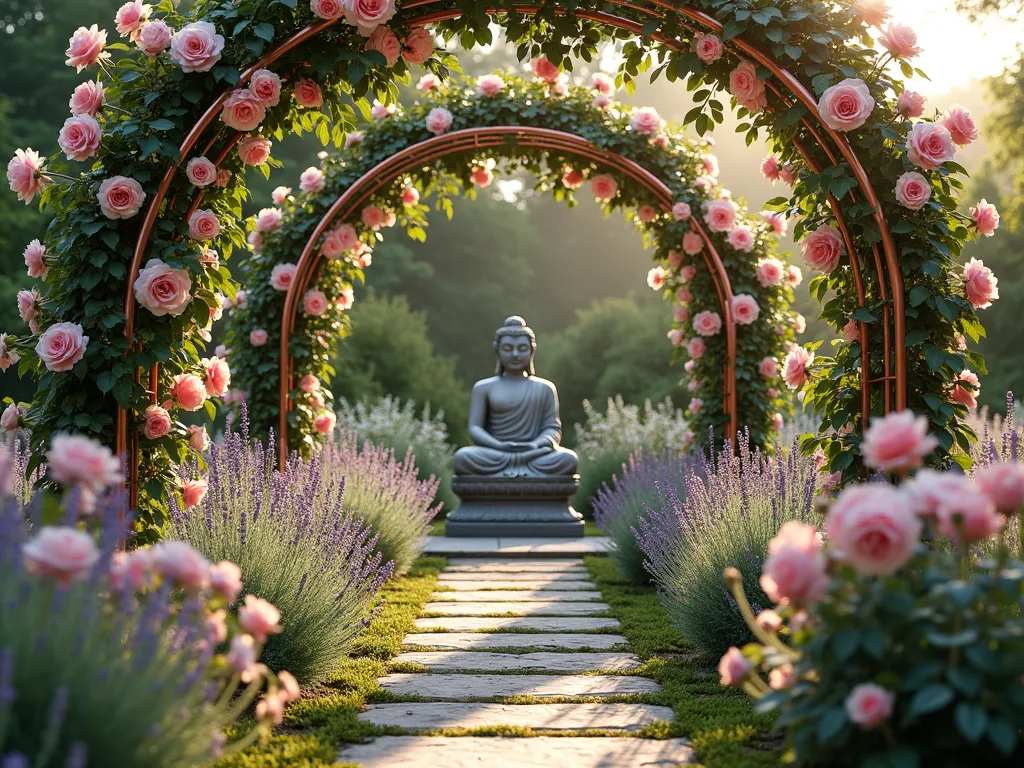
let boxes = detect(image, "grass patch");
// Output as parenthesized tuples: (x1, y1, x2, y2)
(583, 555, 781, 768)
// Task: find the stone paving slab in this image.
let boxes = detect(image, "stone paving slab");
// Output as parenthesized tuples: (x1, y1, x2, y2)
(402, 633, 627, 651)
(444, 559, 585, 572)
(391, 651, 643, 672)
(445, 564, 589, 574)
(379, 673, 662, 699)
(438, 572, 592, 582)
(338, 735, 695, 767)
(436, 580, 597, 592)
(430, 590, 604, 602)
(423, 537, 610, 557)
(414, 616, 621, 632)
(423, 601, 610, 617)
(357, 702, 673, 732)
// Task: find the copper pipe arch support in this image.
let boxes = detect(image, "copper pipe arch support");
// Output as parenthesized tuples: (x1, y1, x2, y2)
(277, 125, 738, 466)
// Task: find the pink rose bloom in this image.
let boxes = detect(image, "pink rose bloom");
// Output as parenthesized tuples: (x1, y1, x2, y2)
(782, 346, 814, 390)
(647, 267, 666, 291)
(861, 410, 938, 473)
(169, 21, 224, 73)
(247, 231, 263, 253)
(233, 289, 248, 310)
(344, 0, 397, 34)
(841, 318, 859, 344)
(717, 647, 752, 686)
(894, 171, 930, 210)
(732, 294, 760, 325)
(768, 664, 795, 690)
(630, 106, 663, 135)
(365, 25, 401, 66)
(66, 25, 108, 72)
(216, 169, 232, 187)
(471, 167, 494, 188)
(136, 20, 172, 57)
(18, 289, 38, 328)
(770, 412, 783, 431)
(856, 0, 891, 27)
(182, 478, 208, 509)
(238, 136, 272, 167)
(756, 258, 785, 288)
(590, 173, 618, 200)
(727, 225, 754, 253)
(693, 310, 722, 337)
(109, 549, 153, 593)
(23, 527, 100, 585)
(226, 634, 260, 680)
(786, 264, 802, 288)
(135, 258, 191, 317)
(779, 163, 798, 185)
(562, 168, 585, 189)
(674, 306, 689, 324)
(426, 107, 453, 135)
(976, 462, 1024, 513)
(729, 61, 767, 112)
(667, 250, 683, 269)
(70, 81, 105, 116)
(335, 285, 356, 309)
(757, 610, 783, 633)
(186, 156, 217, 188)
(58, 114, 102, 162)
(115, 1, 150, 39)
(370, 101, 395, 120)
(845, 684, 894, 729)
(202, 356, 230, 397)
(311, 0, 344, 20)
(703, 199, 738, 232)
(592, 72, 614, 94)
(142, 404, 171, 439)
(36, 322, 89, 373)
(47, 433, 120, 491)
(361, 204, 386, 230)
(792, 313, 806, 334)
(401, 186, 419, 206)
(828, 483, 920, 575)
(314, 410, 337, 435)
(592, 94, 612, 109)
(270, 263, 298, 291)
(248, 69, 281, 108)
(687, 337, 706, 359)
(239, 594, 283, 642)
(23, 239, 46, 280)
(221, 89, 266, 132)
(188, 424, 210, 451)
(761, 211, 787, 235)
(0, 402, 23, 431)
(300, 374, 321, 394)
(304, 289, 329, 316)
(971, 199, 999, 237)
(903, 469, 972, 518)
(941, 105, 978, 146)
(299, 166, 325, 195)
(294, 79, 323, 108)
(880, 22, 921, 59)
(760, 525, 829, 606)
(702, 155, 719, 177)
(672, 202, 691, 221)
(531, 56, 561, 83)
(962, 257, 999, 308)
(322, 224, 358, 257)
(684, 360, 696, 374)
(7, 149, 50, 205)
(897, 89, 925, 118)
(937, 488, 1002, 544)
(171, 374, 207, 412)
(694, 33, 723, 63)
(760, 154, 780, 182)
(417, 73, 440, 91)
(151, 540, 209, 588)
(682, 232, 703, 256)
(801, 225, 844, 273)
(667, 328, 684, 347)
(250, 329, 268, 346)
(676, 287, 692, 303)
(906, 122, 955, 170)
(344, 131, 363, 149)
(688, 397, 703, 415)
(188, 209, 220, 241)
(98, 175, 147, 220)
(403, 27, 434, 64)
(818, 78, 874, 132)
(636, 205, 657, 223)
(204, 562, 241, 604)
(952, 369, 980, 409)
(255, 207, 283, 233)
(270, 186, 292, 206)
(759, 357, 778, 378)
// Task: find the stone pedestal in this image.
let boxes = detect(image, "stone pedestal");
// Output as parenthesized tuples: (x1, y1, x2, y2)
(445, 475, 584, 538)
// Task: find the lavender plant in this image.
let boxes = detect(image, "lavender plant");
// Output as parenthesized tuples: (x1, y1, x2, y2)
(322, 437, 439, 577)
(593, 451, 699, 584)
(635, 432, 819, 658)
(169, 422, 392, 685)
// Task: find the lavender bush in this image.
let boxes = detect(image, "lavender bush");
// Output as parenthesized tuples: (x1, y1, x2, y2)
(635, 432, 819, 658)
(970, 392, 1022, 553)
(593, 451, 699, 584)
(1, 446, 294, 766)
(170, 423, 392, 685)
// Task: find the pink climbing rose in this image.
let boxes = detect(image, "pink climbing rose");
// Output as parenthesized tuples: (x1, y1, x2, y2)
(718, 647, 752, 686)
(727, 226, 754, 253)
(860, 410, 938, 473)
(687, 337, 706, 359)
(239, 595, 283, 642)
(70, 81, 105, 116)
(801, 225, 844, 273)
(47, 433, 121, 491)
(189, 425, 210, 451)
(98, 175, 146, 220)
(134, 258, 191, 317)
(238, 136, 272, 166)
(137, 20, 172, 57)
(897, 89, 925, 118)
(310, 0, 344, 20)
(827, 484, 920, 575)
(255, 207, 283, 233)
(143, 404, 172, 440)
(694, 33, 723, 63)
(976, 462, 1024, 513)
(65, 25, 109, 72)
(630, 106, 663, 135)
(845, 684, 894, 730)
(760, 154, 780, 182)
(182, 478, 209, 509)
(951, 369, 980, 409)
(314, 410, 337, 435)
(894, 171, 931, 210)
(962, 257, 998, 308)
(782, 346, 813, 390)
(36, 323, 89, 373)
(171, 374, 207, 412)
(731, 294, 760, 325)
(169, 21, 224, 73)
(270, 263, 298, 291)
(202, 356, 231, 397)
(188, 209, 220, 241)
(344, 0, 397, 35)
(942, 104, 978, 146)
(364, 26, 401, 66)
(879, 23, 922, 59)
(682, 232, 703, 255)
(971, 199, 999, 237)
(856, 0, 891, 27)
(531, 56, 561, 83)
(936, 489, 1002, 544)
(294, 79, 323, 108)
(23, 527, 100, 585)
(23, 240, 46, 280)
(756, 258, 785, 287)
(250, 329, 268, 346)
(692, 311, 722, 337)
(590, 174, 618, 200)
(906, 122, 955, 171)
(299, 166, 325, 194)
(759, 357, 778, 378)
(703, 199, 738, 232)
(403, 28, 434, 64)
(115, 2, 150, 39)
(249, 69, 282, 107)
(58, 115, 102, 162)
(728, 61, 767, 113)
(304, 289, 329, 317)
(7, 149, 51, 205)
(760, 521, 829, 606)
(647, 267, 666, 291)
(186, 157, 217, 187)
(818, 78, 874, 132)
(476, 74, 505, 97)
(221, 89, 266, 132)
(425, 107, 453, 135)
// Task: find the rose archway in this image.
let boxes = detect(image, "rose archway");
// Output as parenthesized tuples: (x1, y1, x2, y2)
(4, 0, 1000, 520)
(223, 73, 799, 460)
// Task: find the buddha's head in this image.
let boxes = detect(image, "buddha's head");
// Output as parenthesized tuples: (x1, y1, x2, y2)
(493, 316, 536, 376)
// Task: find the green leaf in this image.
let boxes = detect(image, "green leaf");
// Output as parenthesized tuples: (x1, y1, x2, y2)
(96, 371, 117, 394)
(987, 718, 1018, 755)
(905, 329, 929, 346)
(832, 629, 860, 662)
(817, 707, 847, 743)
(253, 23, 275, 41)
(852, 307, 875, 323)
(204, 399, 217, 420)
(148, 118, 176, 131)
(925, 346, 946, 372)
(925, 628, 978, 648)
(908, 285, 931, 307)
(946, 667, 982, 698)
(954, 703, 988, 743)
(907, 684, 954, 718)
(935, 297, 958, 322)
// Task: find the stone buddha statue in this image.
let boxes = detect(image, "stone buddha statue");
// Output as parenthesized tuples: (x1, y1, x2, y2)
(452, 316, 579, 479)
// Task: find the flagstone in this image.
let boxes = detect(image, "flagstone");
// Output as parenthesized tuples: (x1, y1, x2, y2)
(444, 563, 587, 573)
(422, 601, 610, 617)
(379, 673, 661, 699)
(357, 702, 673, 732)
(439, 572, 592, 582)
(413, 616, 620, 632)
(390, 651, 643, 673)
(430, 590, 603, 602)
(436, 580, 597, 591)
(401, 633, 627, 651)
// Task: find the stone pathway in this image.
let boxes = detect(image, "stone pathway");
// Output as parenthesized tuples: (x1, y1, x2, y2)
(338, 557, 694, 767)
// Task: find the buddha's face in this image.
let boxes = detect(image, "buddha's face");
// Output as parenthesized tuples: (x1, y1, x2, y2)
(497, 334, 533, 375)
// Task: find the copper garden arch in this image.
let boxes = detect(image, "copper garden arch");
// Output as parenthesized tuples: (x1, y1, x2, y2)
(115, 2, 907, 503)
